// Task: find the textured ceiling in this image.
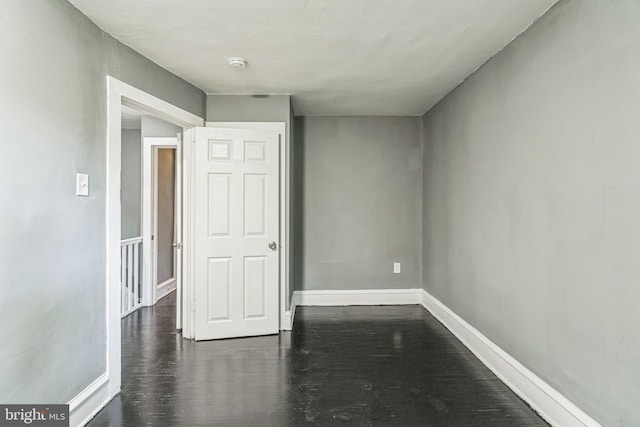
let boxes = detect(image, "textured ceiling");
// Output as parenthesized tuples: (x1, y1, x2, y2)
(69, 0, 558, 116)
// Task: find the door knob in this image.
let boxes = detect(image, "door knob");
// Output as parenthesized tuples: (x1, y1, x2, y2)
(268, 241, 278, 250)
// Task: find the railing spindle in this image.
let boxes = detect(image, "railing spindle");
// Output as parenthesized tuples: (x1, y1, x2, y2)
(127, 244, 133, 311)
(133, 243, 139, 307)
(121, 245, 126, 314)
(120, 237, 143, 317)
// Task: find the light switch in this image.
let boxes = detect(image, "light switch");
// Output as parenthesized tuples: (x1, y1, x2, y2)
(393, 262, 401, 274)
(76, 173, 89, 196)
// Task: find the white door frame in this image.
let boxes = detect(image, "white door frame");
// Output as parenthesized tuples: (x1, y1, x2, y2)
(106, 76, 203, 399)
(180, 122, 291, 339)
(142, 137, 178, 307)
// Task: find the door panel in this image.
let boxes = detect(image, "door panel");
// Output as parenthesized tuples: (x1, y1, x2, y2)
(244, 174, 267, 236)
(244, 256, 266, 319)
(207, 257, 231, 321)
(194, 127, 279, 340)
(208, 174, 231, 236)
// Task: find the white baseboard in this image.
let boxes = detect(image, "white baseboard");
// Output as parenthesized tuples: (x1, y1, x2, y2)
(282, 310, 293, 331)
(292, 288, 423, 307)
(68, 373, 112, 427)
(289, 288, 421, 330)
(288, 287, 598, 427)
(419, 289, 599, 427)
(282, 292, 300, 331)
(156, 280, 176, 302)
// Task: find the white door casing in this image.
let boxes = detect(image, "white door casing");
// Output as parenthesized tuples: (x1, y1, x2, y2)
(106, 76, 203, 404)
(175, 133, 183, 330)
(193, 127, 280, 340)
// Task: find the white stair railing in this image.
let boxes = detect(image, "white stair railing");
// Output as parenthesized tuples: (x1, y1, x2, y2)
(120, 237, 143, 317)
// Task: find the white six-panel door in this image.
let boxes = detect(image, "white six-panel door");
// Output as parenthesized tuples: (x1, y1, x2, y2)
(193, 127, 279, 340)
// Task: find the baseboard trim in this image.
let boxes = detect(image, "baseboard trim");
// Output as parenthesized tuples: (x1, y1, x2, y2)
(292, 288, 423, 307)
(288, 288, 598, 426)
(282, 310, 293, 331)
(287, 292, 299, 330)
(156, 281, 176, 302)
(68, 373, 112, 427)
(419, 289, 599, 427)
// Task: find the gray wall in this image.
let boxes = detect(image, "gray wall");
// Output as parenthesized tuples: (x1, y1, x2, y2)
(421, 0, 640, 425)
(141, 115, 183, 139)
(0, 0, 205, 404)
(121, 129, 142, 239)
(292, 116, 305, 294)
(295, 116, 422, 291)
(206, 95, 291, 123)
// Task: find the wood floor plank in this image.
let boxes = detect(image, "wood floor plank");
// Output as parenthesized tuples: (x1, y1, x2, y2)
(88, 293, 547, 426)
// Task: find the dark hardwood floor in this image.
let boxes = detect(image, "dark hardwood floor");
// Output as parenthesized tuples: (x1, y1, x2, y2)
(88, 293, 546, 426)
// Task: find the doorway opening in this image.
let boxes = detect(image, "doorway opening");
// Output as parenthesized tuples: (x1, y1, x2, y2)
(106, 77, 291, 404)
(106, 76, 203, 400)
(119, 107, 182, 317)
(119, 106, 143, 317)
(142, 136, 180, 308)
(153, 146, 177, 302)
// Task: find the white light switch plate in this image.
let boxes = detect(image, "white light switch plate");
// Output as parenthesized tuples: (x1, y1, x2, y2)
(76, 173, 89, 196)
(393, 262, 401, 274)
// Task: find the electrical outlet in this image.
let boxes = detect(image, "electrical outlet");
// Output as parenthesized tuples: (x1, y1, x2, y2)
(393, 262, 401, 274)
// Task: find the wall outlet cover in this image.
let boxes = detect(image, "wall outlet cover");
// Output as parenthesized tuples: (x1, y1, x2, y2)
(76, 173, 89, 196)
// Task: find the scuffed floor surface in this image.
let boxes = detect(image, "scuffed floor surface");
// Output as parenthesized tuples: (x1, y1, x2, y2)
(88, 294, 547, 426)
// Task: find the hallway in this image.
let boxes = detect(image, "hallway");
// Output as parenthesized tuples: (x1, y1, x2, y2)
(88, 294, 546, 426)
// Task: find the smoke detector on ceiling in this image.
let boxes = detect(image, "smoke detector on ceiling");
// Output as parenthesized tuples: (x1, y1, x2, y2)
(228, 57, 247, 69)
